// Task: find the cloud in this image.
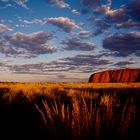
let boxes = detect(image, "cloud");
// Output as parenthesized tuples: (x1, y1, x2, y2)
(82, 0, 101, 8)
(71, 9, 80, 15)
(115, 20, 140, 29)
(0, 61, 7, 71)
(97, 5, 128, 23)
(7, 62, 68, 75)
(103, 32, 140, 56)
(91, 0, 134, 27)
(20, 17, 79, 33)
(57, 74, 66, 79)
(47, 17, 78, 33)
(96, 5, 109, 14)
(7, 63, 45, 74)
(0, 0, 29, 9)
(0, 23, 13, 33)
(81, 0, 101, 15)
(92, 18, 111, 30)
(83, 0, 140, 31)
(6, 53, 112, 75)
(14, 0, 29, 9)
(0, 31, 56, 58)
(19, 19, 44, 25)
(78, 30, 93, 38)
(114, 61, 137, 68)
(127, 0, 140, 22)
(107, 0, 111, 7)
(46, 0, 69, 8)
(0, 44, 20, 57)
(7, 31, 56, 54)
(62, 54, 111, 66)
(59, 54, 112, 73)
(106, 7, 128, 23)
(0, 59, 15, 71)
(62, 38, 96, 51)
(95, 0, 140, 24)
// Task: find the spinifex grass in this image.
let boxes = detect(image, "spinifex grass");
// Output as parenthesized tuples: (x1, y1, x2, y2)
(36, 90, 136, 140)
(0, 83, 138, 140)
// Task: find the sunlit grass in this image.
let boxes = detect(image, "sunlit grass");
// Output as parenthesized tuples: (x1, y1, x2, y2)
(0, 82, 139, 140)
(36, 93, 135, 140)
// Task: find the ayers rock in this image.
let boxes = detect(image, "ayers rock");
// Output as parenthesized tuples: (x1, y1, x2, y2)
(89, 68, 140, 83)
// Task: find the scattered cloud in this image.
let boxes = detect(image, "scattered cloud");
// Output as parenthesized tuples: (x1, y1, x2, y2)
(96, 5, 110, 14)
(78, 30, 93, 38)
(92, 0, 140, 26)
(15, 24, 29, 28)
(7, 31, 56, 54)
(114, 60, 137, 68)
(0, 0, 140, 82)
(82, 0, 101, 8)
(97, 4, 128, 23)
(57, 74, 66, 79)
(0, 23, 13, 33)
(0, 31, 56, 58)
(19, 18, 44, 25)
(62, 38, 96, 51)
(62, 54, 111, 67)
(92, 18, 111, 34)
(47, 17, 78, 33)
(5, 53, 112, 75)
(81, 0, 101, 15)
(0, 0, 29, 9)
(115, 20, 140, 29)
(46, 0, 69, 8)
(106, 7, 128, 23)
(93, 18, 109, 28)
(19, 17, 79, 33)
(103, 32, 140, 56)
(14, 0, 29, 9)
(71, 9, 80, 15)
(127, 0, 140, 22)
(0, 61, 7, 71)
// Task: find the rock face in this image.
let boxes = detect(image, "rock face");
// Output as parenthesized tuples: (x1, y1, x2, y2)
(89, 68, 140, 83)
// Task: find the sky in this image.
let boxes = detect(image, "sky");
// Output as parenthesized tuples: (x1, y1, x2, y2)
(0, 0, 140, 82)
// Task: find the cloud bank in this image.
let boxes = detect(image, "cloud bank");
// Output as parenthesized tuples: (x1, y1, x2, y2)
(103, 32, 140, 56)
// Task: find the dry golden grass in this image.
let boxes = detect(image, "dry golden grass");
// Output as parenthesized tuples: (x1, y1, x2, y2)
(0, 82, 139, 140)
(0, 82, 140, 90)
(36, 93, 136, 140)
